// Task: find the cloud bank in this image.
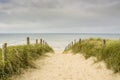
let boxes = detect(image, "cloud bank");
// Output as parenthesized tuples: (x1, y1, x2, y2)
(0, 0, 120, 33)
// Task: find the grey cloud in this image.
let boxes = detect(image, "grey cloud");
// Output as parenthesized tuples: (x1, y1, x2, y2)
(0, 0, 120, 33)
(1, 0, 119, 9)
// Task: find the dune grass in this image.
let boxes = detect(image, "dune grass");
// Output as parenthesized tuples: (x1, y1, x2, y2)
(0, 44, 53, 80)
(64, 38, 120, 73)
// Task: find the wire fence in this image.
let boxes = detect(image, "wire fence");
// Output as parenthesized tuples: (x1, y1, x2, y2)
(0, 37, 49, 65)
(0, 38, 49, 48)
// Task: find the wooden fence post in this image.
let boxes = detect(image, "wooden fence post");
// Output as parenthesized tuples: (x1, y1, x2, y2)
(43, 40, 45, 45)
(40, 39, 42, 44)
(71, 41, 73, 47)
(74, 39, 76, 44)
(2, 43, 7, 65)
(45, 42, 48, 45)
(65, 46, 68, 50)
(68, 44, 70, 49)
(27, 37, 30, 45)
(102, 39, 106, 47)
(36, 39, 38, 44)
(79, 38, 81, 44)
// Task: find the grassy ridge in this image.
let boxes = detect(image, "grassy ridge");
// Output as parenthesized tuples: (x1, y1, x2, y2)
(0, 44, 53, 80)
(64, 38, 120, 73)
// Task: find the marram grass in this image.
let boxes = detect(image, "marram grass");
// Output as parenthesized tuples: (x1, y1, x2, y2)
(64, 38, 120, 73)
(0, 44, 53, 80)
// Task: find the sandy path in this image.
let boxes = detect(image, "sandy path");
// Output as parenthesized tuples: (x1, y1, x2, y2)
(14, 51, 120, 80)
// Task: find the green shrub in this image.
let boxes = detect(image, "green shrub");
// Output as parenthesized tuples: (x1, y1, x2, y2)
(103, 41, 120, 73)
(0, 44, 53, 80)
(65, 38, 120, 73)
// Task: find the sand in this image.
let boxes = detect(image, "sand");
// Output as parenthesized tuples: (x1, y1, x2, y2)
(13, 51, 120, 80)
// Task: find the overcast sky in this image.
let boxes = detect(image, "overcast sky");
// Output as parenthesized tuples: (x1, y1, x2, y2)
(0, 0, 120, 33)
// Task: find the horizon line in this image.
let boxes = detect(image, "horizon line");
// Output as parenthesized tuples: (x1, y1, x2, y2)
(0, 32, 120, 34)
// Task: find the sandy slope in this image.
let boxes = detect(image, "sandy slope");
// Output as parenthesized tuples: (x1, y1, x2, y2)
(14, 51, 120, 80)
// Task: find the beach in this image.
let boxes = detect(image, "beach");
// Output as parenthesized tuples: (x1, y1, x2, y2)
(0, 33, 120, 80)
(1, 0, 120, 79)
(13, 51, 120, 80)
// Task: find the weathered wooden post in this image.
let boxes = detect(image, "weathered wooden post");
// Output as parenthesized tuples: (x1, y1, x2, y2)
(40, 39, 42, 44)
(36, 39, 38, 44)
(65, 46, 68, 51)
(74, 39, 76, 44)
(68, 44, 70, 49)
(102, 39, 106, 47)
(68, 43, 70, 47)
(79, 38, 81, 44)
(2, 43, 7, 65)
(27, 37, 30, 45)
(43, 40, 45, 45)
(71, 41, 73, 47)
(45, 42, 48, 45)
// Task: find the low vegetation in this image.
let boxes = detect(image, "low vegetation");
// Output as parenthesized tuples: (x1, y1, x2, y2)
(0, 44, 53, 80)
(64, 38, 120, 73)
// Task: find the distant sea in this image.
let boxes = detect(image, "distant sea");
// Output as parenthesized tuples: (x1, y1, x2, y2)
(0, 33, 120, 51)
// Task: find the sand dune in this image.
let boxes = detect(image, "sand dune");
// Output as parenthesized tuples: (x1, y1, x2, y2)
(13, 51, 120, 80)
